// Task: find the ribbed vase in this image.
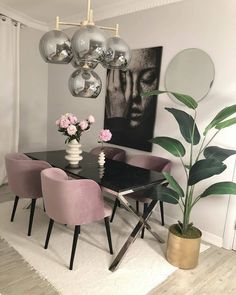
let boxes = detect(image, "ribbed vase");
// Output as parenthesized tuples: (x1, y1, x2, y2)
(65, 139, 83, 166)
(98, 150, 105, 166)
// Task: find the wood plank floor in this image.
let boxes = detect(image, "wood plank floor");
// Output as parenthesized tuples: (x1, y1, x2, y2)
(0, 184, 236, 295)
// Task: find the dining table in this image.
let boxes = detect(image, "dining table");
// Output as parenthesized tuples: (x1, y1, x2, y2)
(26, 150, 166, 271)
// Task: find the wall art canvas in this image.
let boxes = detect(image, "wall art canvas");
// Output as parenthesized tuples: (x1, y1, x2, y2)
(104, 46, 163, 151)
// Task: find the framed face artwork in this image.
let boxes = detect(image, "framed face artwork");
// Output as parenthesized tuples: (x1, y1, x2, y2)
(104, 46, 163, 151)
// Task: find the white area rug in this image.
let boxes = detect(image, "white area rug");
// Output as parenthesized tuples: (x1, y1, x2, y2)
(0, 200, 209, 295)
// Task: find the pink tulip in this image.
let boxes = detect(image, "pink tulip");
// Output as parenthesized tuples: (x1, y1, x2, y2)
(99, 129, 112, 142)
(79, 120, 88, 130)
(67, 125, 77, 136)
(88, 115, 95, 123)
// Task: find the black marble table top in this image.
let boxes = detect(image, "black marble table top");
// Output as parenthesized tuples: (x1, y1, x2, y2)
(26, 150, 165, 194)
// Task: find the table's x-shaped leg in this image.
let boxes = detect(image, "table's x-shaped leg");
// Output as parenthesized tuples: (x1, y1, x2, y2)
(109, 193, 165, 272)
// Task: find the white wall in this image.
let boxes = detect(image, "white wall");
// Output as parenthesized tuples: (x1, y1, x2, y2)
(47, 0, 236, 246)
(19, 27, 48, 152)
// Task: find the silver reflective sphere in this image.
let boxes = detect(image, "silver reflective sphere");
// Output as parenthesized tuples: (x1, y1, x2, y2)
(70, 56, 98, 69)
(103, 36, 131, 70)
(71, 25, 107, 64)
(68, 69, 102, 98)
(39, 30, 73, 64)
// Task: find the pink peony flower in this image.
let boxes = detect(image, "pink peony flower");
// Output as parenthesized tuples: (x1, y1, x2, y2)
(79, 120, 88, 130)
(55, 119, 60, 126)
(67, 125, 77, 136)
(87, 115, 95, 123)
(68, 114, 78, 124)
(59, 117, 70, 129)
(99, 129, 112, 142)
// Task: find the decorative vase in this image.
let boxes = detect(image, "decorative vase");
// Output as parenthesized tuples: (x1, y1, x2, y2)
(166, 224, 202, 269)
(98, 150, 105, 166)
(98, 166, 105, 179)
(65, 139, 83, 167)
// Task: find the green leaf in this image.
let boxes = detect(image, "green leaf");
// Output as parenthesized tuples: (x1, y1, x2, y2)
(141, 90, 198, 109)
(150, 137, 186, 157)
(165, 108, 200, 145)
(201, 182, 236, 198)
(150, 185, 180, 204)
(163, 172, 184, 197)
(171, 92, 198, 109)
(188, 159, 227, 185)
(204, 104, 236, 135)
(204, 146, 236, 162)
(215, 117, 236, 130)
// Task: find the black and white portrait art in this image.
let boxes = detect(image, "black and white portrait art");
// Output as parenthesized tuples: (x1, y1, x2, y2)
(104, 46, 163, 151)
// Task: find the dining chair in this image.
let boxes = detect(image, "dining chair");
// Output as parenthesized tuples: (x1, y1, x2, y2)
(5, 153, 51, 236)
(41, 167, 113, 270)
(90, 146, 126, 162)
(110, 155, 172, 238)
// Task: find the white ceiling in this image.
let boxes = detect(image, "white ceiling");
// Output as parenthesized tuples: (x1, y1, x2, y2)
(0, 0, 184, 30)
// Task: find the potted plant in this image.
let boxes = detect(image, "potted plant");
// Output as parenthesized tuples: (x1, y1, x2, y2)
(143, 90, 236, 269)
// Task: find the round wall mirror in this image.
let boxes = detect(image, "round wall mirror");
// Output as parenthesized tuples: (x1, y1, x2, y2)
(165, 48, 215, 103)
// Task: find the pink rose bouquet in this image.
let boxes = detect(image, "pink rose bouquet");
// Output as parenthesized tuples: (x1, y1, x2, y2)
(98, 129, 112, 149)
(56, 113, 95, 143)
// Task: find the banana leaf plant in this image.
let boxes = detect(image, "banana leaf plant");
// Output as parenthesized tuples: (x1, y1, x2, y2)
(143, 90, 236, 237)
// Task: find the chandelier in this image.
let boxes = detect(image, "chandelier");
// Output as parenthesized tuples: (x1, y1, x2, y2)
(39, 0, 131, 98)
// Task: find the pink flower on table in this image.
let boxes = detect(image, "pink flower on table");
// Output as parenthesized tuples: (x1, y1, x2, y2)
(87, 115, 95, 123)
(68, 114, 78, 124)
(99, 129, 112, 142)
(59, 117, 70, 129)
(67, 125, 77, 136)
(79, 120, 88, 130)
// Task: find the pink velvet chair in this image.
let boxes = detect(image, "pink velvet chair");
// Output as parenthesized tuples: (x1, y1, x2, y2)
(90, 146, 126, 162)
(41, 167, 113, 270)
(5, 153, 51, 236)
(110, 155, 172, 238)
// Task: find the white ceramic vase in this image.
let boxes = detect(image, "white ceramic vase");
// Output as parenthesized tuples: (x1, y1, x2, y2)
(98, 150, 105, 167)
(65, 139, 83, 166)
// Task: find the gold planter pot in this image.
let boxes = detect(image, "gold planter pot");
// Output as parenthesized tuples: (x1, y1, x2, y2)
(166, 226, 202, 269)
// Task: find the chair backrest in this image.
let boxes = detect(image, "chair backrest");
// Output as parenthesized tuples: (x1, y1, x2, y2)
(41, 167, 107, 225)
(127, 155, 172, 173)
(5, 153, 51, 199)
(90, 146, 126, 162)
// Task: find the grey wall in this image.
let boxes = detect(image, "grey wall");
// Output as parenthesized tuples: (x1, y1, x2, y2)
(47, 0, 236, 246)
(19, 27, 48, 152)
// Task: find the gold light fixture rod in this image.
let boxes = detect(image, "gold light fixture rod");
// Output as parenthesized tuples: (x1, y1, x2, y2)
(58, 21, 82, 27)
(89, 9, 94, 25)
(87, 0, 91, 22)
(56, 16, 60, 30)
(55, 0, 119, 33)
(115, 24, 119, 36)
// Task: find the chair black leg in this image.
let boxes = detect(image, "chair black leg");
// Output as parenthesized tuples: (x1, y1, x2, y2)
(28, 199, 36, 236)
(44, 219, 54, 249)
(117, 199, 121, 207)
(141, 203, 148, 239)
(11, 196, 19, 222)
(159, 201, 165, 226)
(69, 225, 80, 270)
(110, 198, 119, 223)
(104, 217, 113, 255)
(43, 201, 46, 212)
(136, 201, 139, 213)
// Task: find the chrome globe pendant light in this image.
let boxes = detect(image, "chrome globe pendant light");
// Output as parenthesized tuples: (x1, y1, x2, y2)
(39, 0, 131, 98)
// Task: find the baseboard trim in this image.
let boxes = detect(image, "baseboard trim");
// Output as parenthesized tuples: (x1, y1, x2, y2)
(155, 212, 223, 248)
